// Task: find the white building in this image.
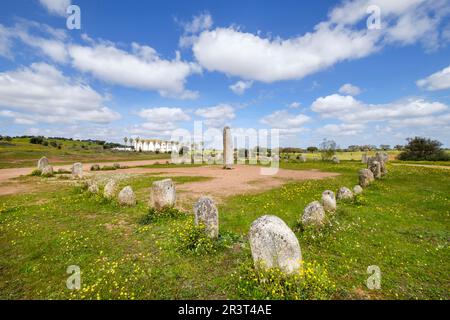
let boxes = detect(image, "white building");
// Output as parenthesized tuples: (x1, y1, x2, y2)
(133, 139, 179, 153)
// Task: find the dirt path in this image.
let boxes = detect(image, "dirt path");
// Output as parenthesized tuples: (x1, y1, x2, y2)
(0, 161, 340, 199)
(94, 164, 340, 202)
(0, 159, 166, 196)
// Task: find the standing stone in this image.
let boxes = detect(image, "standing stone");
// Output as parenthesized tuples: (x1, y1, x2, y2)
(41, 165, 53, 176)
(223, 126, 233, 169)
(361, 153, 368, 164)
(321, 190, 336, 212)
(332, 155, 340, 164)
(375, 152, 388, 176)
(72, 162, 83, 178)
(353, 185, 363, 195)
(88, 181, 99, 194)
(118, 186, 136, 206)
(359, 169, 374, 187)
(103, 179, 117, 199)
(337, 187, 354, 200)
(37, 156, 49, 171)
(193, 196, 219, 239)
(302, 201, 326, 227)
(297, 154, 307, 162)
(150, 179, 176, 210)
(249, 215, 302, 274)
(368, 160, 382, 179)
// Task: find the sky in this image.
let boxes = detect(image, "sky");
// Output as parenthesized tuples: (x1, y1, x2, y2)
(0, 0, 450, 148)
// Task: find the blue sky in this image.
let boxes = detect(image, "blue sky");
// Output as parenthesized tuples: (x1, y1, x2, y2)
(0, 0, 450, 148)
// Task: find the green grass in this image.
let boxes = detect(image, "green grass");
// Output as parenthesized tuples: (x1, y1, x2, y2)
(0, 162, 449, 299)
(0, 138, 169, 169)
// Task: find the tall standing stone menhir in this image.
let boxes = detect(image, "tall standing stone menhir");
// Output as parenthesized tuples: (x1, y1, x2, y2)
(223, 126, 233, 169)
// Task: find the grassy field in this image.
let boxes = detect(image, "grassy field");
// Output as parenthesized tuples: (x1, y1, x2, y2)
(0, 138, 169, 169)
(0, 161, 449, 299)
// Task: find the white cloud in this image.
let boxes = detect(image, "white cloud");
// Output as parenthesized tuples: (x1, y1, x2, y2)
(195, 104, 235, 127)
(190, 1, 449, 83)
(0, 20, 69, 63)
(311, 94, 448, 124)
(68, 41, 201, 98)
(180, 13, 213, 34)
(0, 63, 120, 124)
(311, 94, 362, 115)
(0, 24, 13, 59)
(39, 0, 71, 17)
(260, 110, 311, 129)
(289, 102, 301, 109)
(192, 25, 379, 83)
(339, 83, 362, 96)
(316, 123, 365, 136)
(136, 107, 190, 123)
(417, 65, 450, 91)
(229, 80, 253, 95)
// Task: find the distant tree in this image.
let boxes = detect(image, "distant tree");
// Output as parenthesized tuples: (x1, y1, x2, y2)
(123, 137, 128, 146)
(398, 137, 449, 161)
(30, 136, 45, 144)
(307, 146, 318, 153)
(319, 139, 337, 161)
(394, 144, 403, 151)
(380, 144, 390, 151)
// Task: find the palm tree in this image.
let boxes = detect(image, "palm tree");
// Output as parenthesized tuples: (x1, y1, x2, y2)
(123, 137, 128, 146)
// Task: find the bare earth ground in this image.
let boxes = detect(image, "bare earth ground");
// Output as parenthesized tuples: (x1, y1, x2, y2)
(0, 159, 339, 199)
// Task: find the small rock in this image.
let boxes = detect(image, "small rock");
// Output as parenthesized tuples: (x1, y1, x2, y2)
(150, 179, 176, 209)
(72, 162, 83, 178)
(103, 180, 117, 199)
(118, 186, 136, 206)
(193, 196, 219, 239)
(321, 190, 336, 212)
(359, 169, 374, 188)
(41, 165, 53, 176)
(353, 185, 363, 195)
(337, 187, 353, 200)
(88, 181, 99, 194)
(249, 215, 302, 274)
(332, 155, 340, 164)
(302, 201, 326, 227)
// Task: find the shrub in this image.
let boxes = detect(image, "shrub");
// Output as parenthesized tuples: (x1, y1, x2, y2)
(319, 139, 337, 161)
(398, 137, 450, 161)
(29, 136, 45, 144)
(100, 166, 117, 171)
(172, 218, 217, 255)
(55, 168, 71, 174)
(90, 164, 100, 171)
(234, 261, 335, 300)
(139, 207, 184, 224)
(30, 169, 42, 176)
